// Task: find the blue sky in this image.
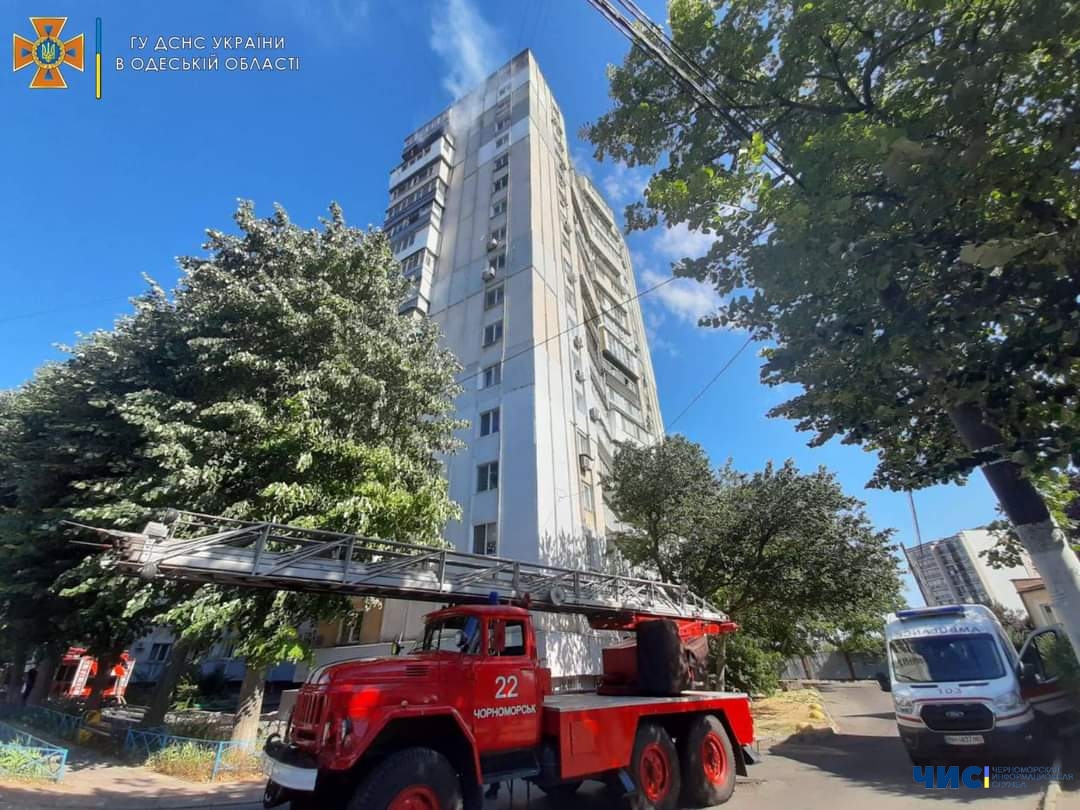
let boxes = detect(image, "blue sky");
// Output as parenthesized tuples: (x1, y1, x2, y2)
(0, 0, 1001, 605)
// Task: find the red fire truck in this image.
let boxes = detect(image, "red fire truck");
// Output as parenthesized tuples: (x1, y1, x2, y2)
(80, 511, 757, 810)
(52, 647, 133, 702)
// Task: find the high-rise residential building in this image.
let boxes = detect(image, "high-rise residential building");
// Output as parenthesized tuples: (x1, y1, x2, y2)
(904, 529, 1037, 614)
(302, 50, 665, 685)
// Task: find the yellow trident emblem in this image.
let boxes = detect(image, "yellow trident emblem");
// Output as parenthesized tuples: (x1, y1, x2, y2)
(12, 17, 84, 89)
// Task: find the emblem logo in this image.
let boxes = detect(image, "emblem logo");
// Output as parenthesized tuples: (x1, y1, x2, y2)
(13, 17, 84, 89)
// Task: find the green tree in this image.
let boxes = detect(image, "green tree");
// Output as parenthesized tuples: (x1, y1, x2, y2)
(0, 202, 464, 735)
(588, 0, 1080, 652)
(603, 437, 903, 690)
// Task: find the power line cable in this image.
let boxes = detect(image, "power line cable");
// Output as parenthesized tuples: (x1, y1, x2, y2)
(585, 0, 803, 188)
(666, 334, 753, 429)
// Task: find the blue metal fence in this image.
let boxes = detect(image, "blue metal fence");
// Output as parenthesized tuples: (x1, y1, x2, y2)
(0, 720, 68, 782)
(124, 727, 258, 782)
(0, 705, 84, 742)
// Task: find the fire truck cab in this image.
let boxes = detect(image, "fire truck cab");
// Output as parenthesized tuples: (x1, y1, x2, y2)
(262, 604, 754, 810)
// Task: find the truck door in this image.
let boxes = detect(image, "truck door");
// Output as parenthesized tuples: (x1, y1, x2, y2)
(468, 617, 541, 753)
(1018, 627, 1075, 721)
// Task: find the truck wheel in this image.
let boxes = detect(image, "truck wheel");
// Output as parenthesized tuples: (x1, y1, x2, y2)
(630, 723, 681, 810)
(348, 747, 463, 810)
(678, 714, 736, 807)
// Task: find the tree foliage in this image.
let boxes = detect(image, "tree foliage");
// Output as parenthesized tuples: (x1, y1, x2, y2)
(0, 202, 463, 714)
(587, 0, 1080, 490)
(603, 437, 904, 673)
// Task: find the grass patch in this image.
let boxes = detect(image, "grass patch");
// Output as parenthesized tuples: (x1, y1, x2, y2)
(145, 741, 260, 782)
(752, 688, 833, 740)
(0, 744, 60, 782)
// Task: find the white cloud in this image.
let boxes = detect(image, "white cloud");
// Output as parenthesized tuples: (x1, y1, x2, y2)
(640, 266, 723, 327)
(600, 163, 651, 205)
(652, 222, 717, 262)
(643, 308, 680, 358)
(430, 0, 501, 99)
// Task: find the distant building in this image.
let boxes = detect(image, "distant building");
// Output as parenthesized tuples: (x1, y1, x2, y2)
(905, 529, 1036, 614)
(1013, 577, 1058, 628)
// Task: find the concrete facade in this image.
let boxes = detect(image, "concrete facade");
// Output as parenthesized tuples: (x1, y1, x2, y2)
(311, 51, 664, 681)
(905, 529, 1036, 614)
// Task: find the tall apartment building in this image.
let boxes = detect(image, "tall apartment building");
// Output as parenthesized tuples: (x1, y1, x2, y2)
(302, 51, 665, 683)
(905, 529, 1036, 614)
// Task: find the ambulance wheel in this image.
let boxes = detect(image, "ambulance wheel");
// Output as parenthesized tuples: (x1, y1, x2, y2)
(678, 714, 736, 807)
(348, 747, 463, 810)
(630, 723, 681, 810)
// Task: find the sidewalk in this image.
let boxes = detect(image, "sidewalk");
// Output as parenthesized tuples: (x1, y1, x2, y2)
(0, 739, 264, 809)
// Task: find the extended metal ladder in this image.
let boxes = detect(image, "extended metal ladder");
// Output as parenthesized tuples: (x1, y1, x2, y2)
(74, 510, 732, 628)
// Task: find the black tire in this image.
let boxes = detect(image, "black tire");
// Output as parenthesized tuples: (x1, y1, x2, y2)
(348, 747, 463, 810)
(537, 780, 583, 799)
(630, 722, 681, 810)
(678, 714, 736, 807)
(637, 620, 690, 696)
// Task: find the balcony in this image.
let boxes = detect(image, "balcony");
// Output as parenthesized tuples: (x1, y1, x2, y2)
(389, 135, 455, 190)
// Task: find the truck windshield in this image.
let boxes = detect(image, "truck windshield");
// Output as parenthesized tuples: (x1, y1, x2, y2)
(889, 633, 1006, 683)
(420, 616, 481, 654)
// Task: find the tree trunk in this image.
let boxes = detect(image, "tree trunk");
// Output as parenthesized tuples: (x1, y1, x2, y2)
(948, 403, 1080, 657)
(84, 651, 119, 713)
(842, 650, 856, 681)
(27, 646, 61, 706)
(141, 638, 195, 728)
(232, 662, 267, 743)
(5, 638, 27, 704)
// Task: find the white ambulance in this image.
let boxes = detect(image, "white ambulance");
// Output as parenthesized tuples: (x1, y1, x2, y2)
(883, 604, 1074, 764)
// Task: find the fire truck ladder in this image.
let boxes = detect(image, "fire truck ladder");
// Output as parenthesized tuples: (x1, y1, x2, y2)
(73, 510, 732, 629)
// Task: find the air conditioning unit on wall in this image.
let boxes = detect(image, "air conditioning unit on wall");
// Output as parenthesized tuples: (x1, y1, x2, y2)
(589, 407, 601, 423)
(574, 368, 586, 383)
(573, 335, 584, 350)
(482, 266, 497, 282)
(579, 453, 594, 472)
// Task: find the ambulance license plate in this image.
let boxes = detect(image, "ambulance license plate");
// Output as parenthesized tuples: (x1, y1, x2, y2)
(944, 735, 984, 745)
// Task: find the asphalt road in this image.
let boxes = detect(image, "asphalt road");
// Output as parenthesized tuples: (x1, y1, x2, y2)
(487, 681, 1048, 810)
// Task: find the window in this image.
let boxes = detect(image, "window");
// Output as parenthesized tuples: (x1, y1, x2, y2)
(489, 226, 506, 246)
(488, 619, 526, 656)
(484, 285, 504, 309)
(480, 407, 500, 436)
(495, 134, 509, 149)
(581, 482, 595, 512)
(493, 175, 509, 193)
(473, 522, 498, 555)
(148, 643, 171, 663)
(483, 320, 503, 346)
(491, 199, 507, 217)
(889, 634, 1005, 683)
(494, 154, 509, 171)
(477, 461, 499, 492)
(495, 117, 510, 132)
(565, 283, 576, 310)
(490, 252, 507, 270)
(498, 83, 511, 98)
(421, 614, 482, 654)
(338, 613, 365, 645)
(482, 363, 502, 388)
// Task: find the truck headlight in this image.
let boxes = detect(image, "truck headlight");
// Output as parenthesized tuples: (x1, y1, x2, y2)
(994, 691, 1022, 711)
(894, 695, 915, 716)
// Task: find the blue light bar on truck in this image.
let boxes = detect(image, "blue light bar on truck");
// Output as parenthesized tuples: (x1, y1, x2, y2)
(896, 606, 968, 620)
